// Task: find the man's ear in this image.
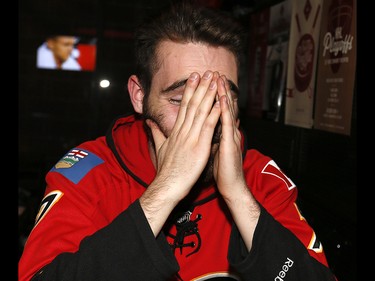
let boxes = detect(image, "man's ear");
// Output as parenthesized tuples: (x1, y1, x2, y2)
(127, 75, 144, 114)
(46, 38, 54, 50)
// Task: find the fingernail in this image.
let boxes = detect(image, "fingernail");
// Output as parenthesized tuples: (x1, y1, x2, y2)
(190, 73, 198, 80)
(203, 71, 212, 79)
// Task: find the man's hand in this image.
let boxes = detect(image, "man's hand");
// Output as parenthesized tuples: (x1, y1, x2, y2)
(141, 71, 222, 236)
(213, 75, 246, 201)
(214, 75, 260, 251)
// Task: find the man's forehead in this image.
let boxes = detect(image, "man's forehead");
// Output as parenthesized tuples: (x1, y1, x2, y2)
(154, 41, 238, 86)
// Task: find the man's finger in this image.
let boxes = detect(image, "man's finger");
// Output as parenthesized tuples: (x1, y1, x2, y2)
(174, 72, 200, 130)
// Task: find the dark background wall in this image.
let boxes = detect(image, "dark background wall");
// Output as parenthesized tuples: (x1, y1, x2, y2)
(19, 0, 356, 280)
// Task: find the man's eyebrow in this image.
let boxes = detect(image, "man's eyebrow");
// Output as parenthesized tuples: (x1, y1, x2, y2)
(161, 78, 188, 93)
(227, 80, 240, 96)
(161, 78, 240, 95)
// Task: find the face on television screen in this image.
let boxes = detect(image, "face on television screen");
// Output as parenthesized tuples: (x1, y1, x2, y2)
(36, 35, 97, 72)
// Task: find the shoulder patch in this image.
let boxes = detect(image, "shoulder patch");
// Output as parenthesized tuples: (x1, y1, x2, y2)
(261, 160, 296, 190)
(50, 148, 104, 184)
(34, 190, 64, 227)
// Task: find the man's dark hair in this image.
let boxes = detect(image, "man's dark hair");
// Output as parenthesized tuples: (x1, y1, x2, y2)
(133, 0, 246, 96)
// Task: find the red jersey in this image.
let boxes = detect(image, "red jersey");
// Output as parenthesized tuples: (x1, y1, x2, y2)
(18, 114, 336, 281)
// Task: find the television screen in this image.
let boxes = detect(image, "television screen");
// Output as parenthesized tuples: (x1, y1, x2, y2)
(36, 35, 97, 72)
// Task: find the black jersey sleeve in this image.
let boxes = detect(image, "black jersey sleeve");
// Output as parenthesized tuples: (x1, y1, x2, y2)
(227, 205, 337, 281)
(30, 199, 180, 281)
